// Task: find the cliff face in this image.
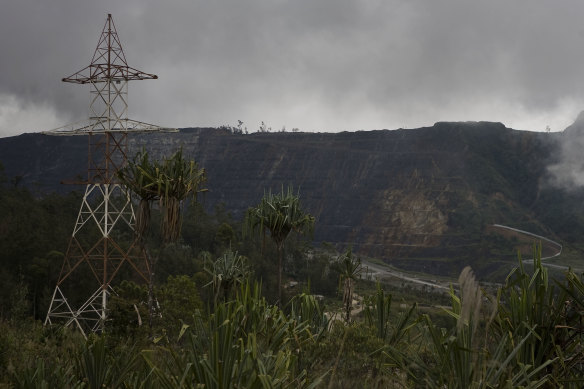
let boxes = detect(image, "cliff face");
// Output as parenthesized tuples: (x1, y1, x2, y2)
(1, 122, 577, 277)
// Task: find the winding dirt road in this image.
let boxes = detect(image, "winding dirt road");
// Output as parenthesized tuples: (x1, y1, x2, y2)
(491, 224, 569, 270)
(361, 260, 450, 291)
(359, 224, 572, 292)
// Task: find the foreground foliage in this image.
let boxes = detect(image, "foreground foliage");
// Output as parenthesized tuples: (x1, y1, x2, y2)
(3, 248, 583, 388)
(4, 282, 328, 388)
(385, 246, 584, 388)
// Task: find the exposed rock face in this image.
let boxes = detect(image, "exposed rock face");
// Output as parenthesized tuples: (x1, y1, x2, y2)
(1, 121, 577, 277)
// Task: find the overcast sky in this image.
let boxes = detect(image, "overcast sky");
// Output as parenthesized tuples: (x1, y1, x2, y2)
(2, 0, 584, 138)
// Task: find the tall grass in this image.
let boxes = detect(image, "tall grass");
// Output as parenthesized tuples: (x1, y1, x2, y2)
(384, 245, 584, 388)
(143, 281, 326, 388)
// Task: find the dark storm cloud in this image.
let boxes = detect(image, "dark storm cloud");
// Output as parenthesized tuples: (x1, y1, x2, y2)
(2, 0, 584, 138)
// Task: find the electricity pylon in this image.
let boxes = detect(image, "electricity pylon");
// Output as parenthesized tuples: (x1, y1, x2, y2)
(44, 14, 175, 337)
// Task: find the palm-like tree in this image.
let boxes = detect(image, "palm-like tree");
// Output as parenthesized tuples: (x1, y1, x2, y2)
(117, 149, 206, 328)
(118, 149, 207, 244)
(244, 185, 315, 304)
(338, 247, 362, 323)
(204, 249, 250, 304)
(117, 150, 158, 238)
(156, 149, 207, 243)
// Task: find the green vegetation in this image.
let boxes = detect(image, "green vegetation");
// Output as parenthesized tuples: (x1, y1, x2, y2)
(337, 247, 362, 323)
(117, 149, 207, 328)
(244, 185, 315, 304)
(118, 148, 207, 244)
(1, 152, 584, 387)
(3, 250, 582, 387)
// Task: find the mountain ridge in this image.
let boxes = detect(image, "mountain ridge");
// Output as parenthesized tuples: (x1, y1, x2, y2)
(1, 121, 581, 278)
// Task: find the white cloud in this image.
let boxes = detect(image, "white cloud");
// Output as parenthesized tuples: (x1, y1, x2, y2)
(0, 94, 66, 137)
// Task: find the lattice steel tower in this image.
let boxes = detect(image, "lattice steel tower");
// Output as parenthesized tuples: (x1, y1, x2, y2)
(44, 14, 175, 337)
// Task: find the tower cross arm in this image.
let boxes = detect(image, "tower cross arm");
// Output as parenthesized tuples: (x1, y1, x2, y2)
(62, 65, 158, 84)
(42, 119, 178, 136)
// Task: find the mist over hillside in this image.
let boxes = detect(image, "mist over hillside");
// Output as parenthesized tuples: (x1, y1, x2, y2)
(2, 120, 584, 279)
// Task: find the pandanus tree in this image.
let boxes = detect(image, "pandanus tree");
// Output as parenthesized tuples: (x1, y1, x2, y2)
(117, 151, 158, 238)
(117, 148, 206, 327)
(244, 186, 315, 305)
(118, 148, 207, 243)
(338, 247, 362, 323)
(204, 249, 250, 305)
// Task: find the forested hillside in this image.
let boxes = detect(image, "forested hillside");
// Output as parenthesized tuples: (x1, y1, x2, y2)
(2, 121, 584, 279)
